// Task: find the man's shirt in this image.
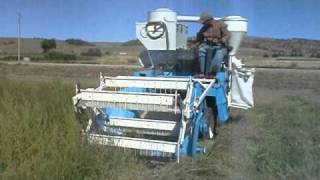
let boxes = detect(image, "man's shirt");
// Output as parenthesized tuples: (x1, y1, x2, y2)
(197, 20, 230, 45)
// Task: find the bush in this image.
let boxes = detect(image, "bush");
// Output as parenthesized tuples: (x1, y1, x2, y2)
(41, 39, 56, 53)
(0, 55, 19, 61)
(271, 53, 279, 58)
(30, 54, 45, 61)
(289, 62, 298, 68)
(2, 40, 15, 45)
(122, 39, 142, 46)
(290, 49, 303, 57)
(263, 53, 269, 58)
(44, 51, 77, 61)
(81, 48, 102, 57)
(105, 51, 111, 55)
(65, 39, 94, 46)
(127, 59, 137, 64)
(311, 53, 320, 58)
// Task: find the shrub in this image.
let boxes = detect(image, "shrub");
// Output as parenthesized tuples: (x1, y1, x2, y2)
(30, 54, 45, 61)
(290, 49, 303, 57)
(2, 40, 15, 45)
(0, 55, 18, 61)
(41, 39, 56, 53)
(263, 53, 269, 58)
(289, 62, 298, 68)
(122, 39, 142, 46)
(44, 51, 77, 61)
(314, 53, 320, 58)
(127, 58, 137, 64)
(271, 53, 279, 58)
(65, 39, 94, 46)
(81, 48, 102, 57)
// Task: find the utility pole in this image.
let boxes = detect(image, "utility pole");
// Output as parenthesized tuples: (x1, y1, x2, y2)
(17, 13, 21, 63)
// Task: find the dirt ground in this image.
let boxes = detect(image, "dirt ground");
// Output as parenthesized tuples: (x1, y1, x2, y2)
(0, 62, 319, 179)
(1, 62, 319, 101)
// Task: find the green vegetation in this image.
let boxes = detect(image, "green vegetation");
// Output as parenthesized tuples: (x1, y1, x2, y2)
(29, 51, 78, 62)
(289, 49, 303, 57)
(44, 51, 77, 61)
(310, 52, 320, 58)
(81, 48, 102, 57)
(122, 39, 142, 46)
(249, 102, 320, 179)
(0, 79, 145, 180)
(65, 39, 95, 46)
(2, 40, 15, 45)
(276, 57, 320, 61)
(0, 55, 20, 61)
(0, 77, 318, 180)
(41, 39, 57, 53)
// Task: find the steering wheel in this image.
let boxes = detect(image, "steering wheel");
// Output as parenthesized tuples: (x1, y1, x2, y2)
(145, 22, 167, 40)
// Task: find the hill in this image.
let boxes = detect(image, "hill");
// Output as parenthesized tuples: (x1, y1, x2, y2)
(239, 36, 320, 58)
(0, 37, 141, 57)
(1, 36, 320, 60)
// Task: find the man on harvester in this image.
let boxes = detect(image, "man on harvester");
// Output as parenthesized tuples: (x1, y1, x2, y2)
(196, 12, 230, 77)
(195, 12, 230, 138)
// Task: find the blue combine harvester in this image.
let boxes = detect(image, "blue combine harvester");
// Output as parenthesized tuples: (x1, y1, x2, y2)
(73, 8, 254, 162)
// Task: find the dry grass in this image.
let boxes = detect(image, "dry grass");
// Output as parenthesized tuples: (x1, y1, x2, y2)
(0, 66, 319, 179)
(0, 78, 147, 180)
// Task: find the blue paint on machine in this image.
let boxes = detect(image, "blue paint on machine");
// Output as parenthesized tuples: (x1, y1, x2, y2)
(93, 68, 229, 159)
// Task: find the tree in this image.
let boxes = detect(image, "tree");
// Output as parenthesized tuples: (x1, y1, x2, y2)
(41, 39, 56, 53)
(65, 38, 94, 46)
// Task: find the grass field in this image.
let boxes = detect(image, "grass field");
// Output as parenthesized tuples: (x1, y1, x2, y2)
(0, 72, 319, 179)
(0, 79, 148, 180)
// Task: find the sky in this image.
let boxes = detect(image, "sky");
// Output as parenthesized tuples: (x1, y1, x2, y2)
(0, 0, 319, 42)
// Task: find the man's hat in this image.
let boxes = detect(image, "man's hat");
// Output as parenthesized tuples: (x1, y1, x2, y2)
(199, 12, 213, 23)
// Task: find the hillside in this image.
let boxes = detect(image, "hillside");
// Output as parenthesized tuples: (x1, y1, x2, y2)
(239, 36, 320, 57)
(1, 36, 320, 60)
(0, 37, 141, 57)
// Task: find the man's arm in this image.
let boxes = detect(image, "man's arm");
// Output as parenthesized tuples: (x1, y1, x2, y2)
(196, 32, 204, 43)
(195, 24, 211, 43)
(220, 22, 230, 45)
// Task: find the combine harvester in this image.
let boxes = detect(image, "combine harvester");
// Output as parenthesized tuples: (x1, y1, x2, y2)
(73, 8, 254, 161)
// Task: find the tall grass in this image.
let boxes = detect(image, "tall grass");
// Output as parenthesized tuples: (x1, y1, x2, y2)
(0, 79, 145, 180)
(250, 102, 320, 180)
(0, 78, 319, 180)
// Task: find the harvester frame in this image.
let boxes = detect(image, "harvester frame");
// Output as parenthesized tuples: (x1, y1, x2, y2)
(73, 8, 254, 161)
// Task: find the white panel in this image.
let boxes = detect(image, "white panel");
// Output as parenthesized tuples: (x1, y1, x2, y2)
(77, 90, 175, 106)
(102, 76, 189, 90)
(223, 16, 248, 32)
(177, 15, 199, 22)
(88, 134, 178, 153)
(109, 117, 176, 131)
(136, 22, 170, 50)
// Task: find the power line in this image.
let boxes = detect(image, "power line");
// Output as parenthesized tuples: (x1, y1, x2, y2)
(17, 13, 21, 63)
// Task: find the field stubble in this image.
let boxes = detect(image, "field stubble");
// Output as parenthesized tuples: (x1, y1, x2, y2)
(0, 65, 319, 179)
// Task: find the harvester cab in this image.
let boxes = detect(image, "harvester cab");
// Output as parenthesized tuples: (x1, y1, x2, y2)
(73, 8, 254, 161)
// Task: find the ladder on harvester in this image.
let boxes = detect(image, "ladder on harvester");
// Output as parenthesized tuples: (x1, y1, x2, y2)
(73, 73, 216, 161)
